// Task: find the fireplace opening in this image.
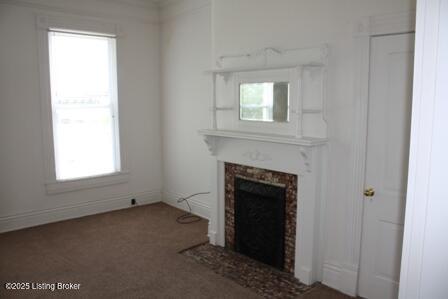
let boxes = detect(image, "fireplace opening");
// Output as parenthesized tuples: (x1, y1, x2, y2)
(234, 177, 286, 270)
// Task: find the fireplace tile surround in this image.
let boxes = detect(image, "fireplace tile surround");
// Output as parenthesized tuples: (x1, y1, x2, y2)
(199, 129, 326, 285)
(225, 162, 298, 273)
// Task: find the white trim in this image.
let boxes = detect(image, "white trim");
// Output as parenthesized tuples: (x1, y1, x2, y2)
(0, 190, 162, 233)
(399, 0, 445, 297)
(344, 11, 416, 296)
(354, 11, 416, 37)
(159, 0, 211, 23)
(208, 44, 328, 140)
(233, 69, 299, 136)
(323, 263, 342, 291)
(199, 129, 327, 147)
(162, 190, 211, 220)
(36, 13, 132, 194)
(157, 0, 184, 9)
(45, 171, 130, 194)
(200, 132, 327, 285)
(322, 262, 359, 297)
(36, 14, 121, 36)
(0, 0, 159, 24)
(100, 0, 158, 10)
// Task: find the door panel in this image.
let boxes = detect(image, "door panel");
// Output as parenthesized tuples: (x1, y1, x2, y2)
(358, 33, 414, 299)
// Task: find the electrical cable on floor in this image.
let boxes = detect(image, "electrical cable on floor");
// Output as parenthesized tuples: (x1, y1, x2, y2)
(176, 192, 210, 224)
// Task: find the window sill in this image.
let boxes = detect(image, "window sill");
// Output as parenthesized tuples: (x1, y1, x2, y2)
(45, 171, 130, 195)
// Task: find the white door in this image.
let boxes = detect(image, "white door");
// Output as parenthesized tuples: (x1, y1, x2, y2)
(358, 33, 415, 299)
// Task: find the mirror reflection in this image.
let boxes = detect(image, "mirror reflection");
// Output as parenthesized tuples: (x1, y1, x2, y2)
(239, 82, 289, 123)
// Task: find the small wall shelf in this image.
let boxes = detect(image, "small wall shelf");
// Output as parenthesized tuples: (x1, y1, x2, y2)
(199, 129, 328, 147)
(205, 63, 325, 75)
(205, 44, 329, 140)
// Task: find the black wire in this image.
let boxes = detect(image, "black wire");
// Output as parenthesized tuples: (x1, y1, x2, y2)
(176, 192, 210, 224)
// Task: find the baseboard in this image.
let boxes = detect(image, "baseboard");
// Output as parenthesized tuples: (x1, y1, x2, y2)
(322, 262, 358, 296)
(162, 190, 210, 220)
(297, 266, 313, 286)
(0, 190, 162, 233)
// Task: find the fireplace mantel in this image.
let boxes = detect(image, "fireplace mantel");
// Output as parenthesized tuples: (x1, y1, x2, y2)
(199, 128, 327, 285)
(199, 129, 328, 147)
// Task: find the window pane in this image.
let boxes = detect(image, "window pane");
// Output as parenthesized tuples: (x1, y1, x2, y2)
(240, 82, 289, 122)
(50, 33, 112, 104)
(49, 31, 119, 180)
(53, 108, 116, 180)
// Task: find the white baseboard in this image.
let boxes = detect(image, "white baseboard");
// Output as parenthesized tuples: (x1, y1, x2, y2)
(0, 190, 161, 233)
(297, 266, 313, 286)
(208, 229, 217, 245)
(162, 190, 210, 220)
(322, 262, 358, 296)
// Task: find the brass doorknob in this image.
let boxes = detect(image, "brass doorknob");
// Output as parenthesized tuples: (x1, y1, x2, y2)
(364, 188, 375, 197)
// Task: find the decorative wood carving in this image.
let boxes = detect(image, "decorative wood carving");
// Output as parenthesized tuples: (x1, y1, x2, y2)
(243, 150, 272, 162)
(299, 147, 312, 173)
(202, 135, 217, 156)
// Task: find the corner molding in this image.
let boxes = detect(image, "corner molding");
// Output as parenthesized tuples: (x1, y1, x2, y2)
(354, 11, 416, 36)
(159, 0, 211, 23)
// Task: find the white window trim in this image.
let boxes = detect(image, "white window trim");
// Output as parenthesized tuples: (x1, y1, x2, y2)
(45, 171, 130, 195)
(36, 14, 130, 194)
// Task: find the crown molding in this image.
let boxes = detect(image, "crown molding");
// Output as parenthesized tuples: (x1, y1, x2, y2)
(159, 0, 210, 23)
(0, 0, 159, 24)
(157, 0, 183, 8)
(354, 11, 415, 37)
(99, 0, 158, 9)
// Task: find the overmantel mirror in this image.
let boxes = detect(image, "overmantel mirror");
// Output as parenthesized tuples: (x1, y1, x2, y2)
(239, 81, 290, 123)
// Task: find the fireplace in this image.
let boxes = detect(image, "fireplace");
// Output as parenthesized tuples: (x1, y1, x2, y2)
(200, 128, 326, 284)
(234, 177, 286, 270)
(225, 163, 297, 273)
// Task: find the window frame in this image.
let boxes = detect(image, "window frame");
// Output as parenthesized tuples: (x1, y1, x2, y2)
(37, 14, 129, 194)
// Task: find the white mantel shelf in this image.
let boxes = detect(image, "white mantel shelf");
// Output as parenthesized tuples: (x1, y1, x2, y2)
(199, 129, 328, 147)
(205, 63, 325, 74)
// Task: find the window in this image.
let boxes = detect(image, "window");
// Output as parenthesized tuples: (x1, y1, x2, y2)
(239, 82, 290, 122)
(48, 30, 120, 181)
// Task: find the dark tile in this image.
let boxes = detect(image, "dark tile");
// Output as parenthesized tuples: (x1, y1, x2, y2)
(181, 243, 313, 299)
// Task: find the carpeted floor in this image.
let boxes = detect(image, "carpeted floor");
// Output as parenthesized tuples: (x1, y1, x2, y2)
(0, 203, 351, 298)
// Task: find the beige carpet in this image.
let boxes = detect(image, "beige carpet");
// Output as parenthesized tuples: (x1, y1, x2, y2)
(0, 203, 350, 298)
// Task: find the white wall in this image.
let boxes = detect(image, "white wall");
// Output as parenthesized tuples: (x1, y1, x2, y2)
(213, 0, 416, 289)
(0, 0, 427, 295)
(399, 0, 448, 298)
(160, 0, 213, 218)
(0, 0, 162, 232)
(160, 0, 417, 295)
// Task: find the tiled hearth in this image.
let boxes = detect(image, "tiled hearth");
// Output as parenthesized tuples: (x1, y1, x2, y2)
(224, 162, 298, 273)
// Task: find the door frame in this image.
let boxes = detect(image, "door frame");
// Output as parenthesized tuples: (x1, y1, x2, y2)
(340, 12, 415, 296)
